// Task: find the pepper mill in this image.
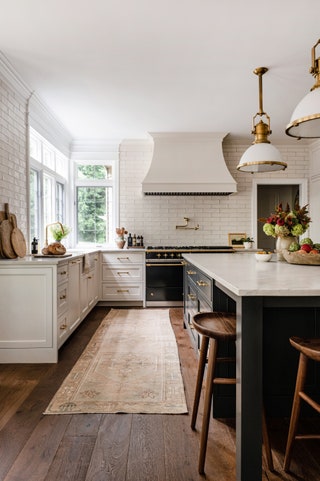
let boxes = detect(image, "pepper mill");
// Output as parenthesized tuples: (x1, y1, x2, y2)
(31, 237, 38, 254)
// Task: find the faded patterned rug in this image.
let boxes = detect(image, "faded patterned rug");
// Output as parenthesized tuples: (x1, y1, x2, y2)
(44, 308, 188, 414)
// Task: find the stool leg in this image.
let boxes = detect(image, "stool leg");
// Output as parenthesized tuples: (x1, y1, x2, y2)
(198, 338, 218, 475)
(191, 335, 209, 430)
(262, 406, 274, 471)
(283, 353, 308, 472)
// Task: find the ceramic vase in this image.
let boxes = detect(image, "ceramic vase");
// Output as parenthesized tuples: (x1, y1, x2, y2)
(276, 236, 297, 261)
(116, 238, 125, 249)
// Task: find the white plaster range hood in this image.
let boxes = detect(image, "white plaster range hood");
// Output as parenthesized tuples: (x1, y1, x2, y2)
(142, 132, 237, 196)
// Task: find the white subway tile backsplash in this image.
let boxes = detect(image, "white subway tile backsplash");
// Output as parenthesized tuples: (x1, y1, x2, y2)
(119, 141, 310, 246)
(0, 77, 28, 233)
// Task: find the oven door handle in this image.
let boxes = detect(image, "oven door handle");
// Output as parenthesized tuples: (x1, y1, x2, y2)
(146, 262, 185, 267)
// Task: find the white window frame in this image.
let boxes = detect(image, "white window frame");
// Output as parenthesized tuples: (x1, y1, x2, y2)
(73, 159, 119, 248)
(29, 128, 69, 249)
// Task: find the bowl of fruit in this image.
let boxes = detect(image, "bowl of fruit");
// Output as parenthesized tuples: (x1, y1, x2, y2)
(255, 251, 273, 262)
(282, 238, 320, 265)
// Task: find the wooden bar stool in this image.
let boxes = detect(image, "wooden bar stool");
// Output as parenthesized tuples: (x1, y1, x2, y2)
(283, 336, 320, 472)
(191, 311, 274, 475)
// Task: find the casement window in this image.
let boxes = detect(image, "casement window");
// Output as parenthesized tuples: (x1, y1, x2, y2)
(29, 128, 68, 247)
(74, 161, 118, 246)
(29, 128, 119, 249)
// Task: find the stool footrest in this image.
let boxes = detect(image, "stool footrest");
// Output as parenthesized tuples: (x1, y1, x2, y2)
(299, 392, 320, 413)
(213, 378, 236, 385)
(216, 357, 236, 363)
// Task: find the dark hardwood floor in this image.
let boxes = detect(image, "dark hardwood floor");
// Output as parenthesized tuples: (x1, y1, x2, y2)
(0, 306, 320, 481)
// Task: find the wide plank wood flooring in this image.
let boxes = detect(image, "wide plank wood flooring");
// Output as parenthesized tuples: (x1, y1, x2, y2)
(0, 306, 320, 481)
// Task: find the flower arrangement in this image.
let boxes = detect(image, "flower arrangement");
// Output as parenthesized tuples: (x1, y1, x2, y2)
(50, 224, 71, 242)
(259, 203, 311, 238)
(115, 227, 128, 240)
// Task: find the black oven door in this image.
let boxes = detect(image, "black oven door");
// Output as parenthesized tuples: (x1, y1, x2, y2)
(146, 262, 183, 304)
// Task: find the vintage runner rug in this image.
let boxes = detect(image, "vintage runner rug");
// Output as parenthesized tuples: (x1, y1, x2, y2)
(44, 308, 188, 414)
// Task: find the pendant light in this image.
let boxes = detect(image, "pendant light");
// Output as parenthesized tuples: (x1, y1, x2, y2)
(237, 67, 287, 173)
(286, 39, 320, 139)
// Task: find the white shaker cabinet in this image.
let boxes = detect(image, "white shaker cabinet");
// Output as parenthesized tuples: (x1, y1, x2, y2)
(0, 252, 100, 363)
(0, 264, 56, 362)
(100, 250, 145, 306)
(68, 257, 81, 333)
(80, 253, 100, 319)
(57, 262, 69, 348)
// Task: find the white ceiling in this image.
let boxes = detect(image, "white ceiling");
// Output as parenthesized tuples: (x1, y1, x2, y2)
(0, 0, 319, 142)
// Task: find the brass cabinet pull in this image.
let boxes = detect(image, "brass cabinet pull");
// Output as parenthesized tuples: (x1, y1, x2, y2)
(60, 324, 67, 330)
(117, 289, 130, 293)
(117, 257, 129, 260)
(117, 271, 129, 275)
(188, 293, 196, 300)
(59, 294, 66, 300)
(60, 270, 67, 275)
(197, 280, 208, 287)
(187, 270, 196, 275)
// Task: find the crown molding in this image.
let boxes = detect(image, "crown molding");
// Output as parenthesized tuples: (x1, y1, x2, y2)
(28, 93, 72, 157)
(0, 51, 31, 100)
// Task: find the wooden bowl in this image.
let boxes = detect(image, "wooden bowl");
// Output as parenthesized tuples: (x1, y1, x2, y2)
(283, 251, 320, 265)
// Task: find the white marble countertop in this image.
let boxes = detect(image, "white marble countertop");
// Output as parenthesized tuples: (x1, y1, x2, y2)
(0, 247, 146, 265)
(183, 252, 320, 297)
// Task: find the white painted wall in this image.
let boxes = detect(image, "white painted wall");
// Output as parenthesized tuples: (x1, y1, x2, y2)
(309, 141, 320, 242)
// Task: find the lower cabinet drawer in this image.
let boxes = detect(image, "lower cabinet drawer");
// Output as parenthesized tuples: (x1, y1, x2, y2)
(102, 265, 143, 281)
(57, 282, 68, 315)
(57, 313, 68, 348)
(101, 283, 143, 300)
(196, 272, 212, 303)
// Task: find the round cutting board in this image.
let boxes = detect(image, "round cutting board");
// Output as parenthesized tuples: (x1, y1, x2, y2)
(11, 215, 26, 258)
(0, 217, 17, 258)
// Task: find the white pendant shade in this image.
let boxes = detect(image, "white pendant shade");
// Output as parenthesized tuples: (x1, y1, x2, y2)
(237, 143, 287, 173)
(286, 88, 320, 138)
(237, 66, 287, 173)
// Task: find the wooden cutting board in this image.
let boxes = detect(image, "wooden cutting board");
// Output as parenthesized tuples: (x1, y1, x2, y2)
(0, 210, 17, 224)
(0, 204, 17, 259)
(11, 215, 26, 258)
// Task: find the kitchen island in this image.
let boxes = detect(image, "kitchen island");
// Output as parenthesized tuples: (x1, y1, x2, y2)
(183, 253, 320, 481)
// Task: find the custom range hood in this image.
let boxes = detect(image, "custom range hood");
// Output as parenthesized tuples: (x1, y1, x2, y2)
(142, 132, 237, 195)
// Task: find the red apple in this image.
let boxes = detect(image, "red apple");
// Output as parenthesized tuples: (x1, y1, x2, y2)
(300, 244, 312, 253)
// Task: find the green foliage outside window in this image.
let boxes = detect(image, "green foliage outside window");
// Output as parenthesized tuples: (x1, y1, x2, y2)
(76, 165, 113, 244)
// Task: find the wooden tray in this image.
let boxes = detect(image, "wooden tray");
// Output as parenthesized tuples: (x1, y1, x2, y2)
(33, 254, 73, 258)
(283, 251, 320, 265)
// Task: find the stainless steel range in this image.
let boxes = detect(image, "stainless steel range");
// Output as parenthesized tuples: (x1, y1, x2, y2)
(145, 246, 234, 307)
